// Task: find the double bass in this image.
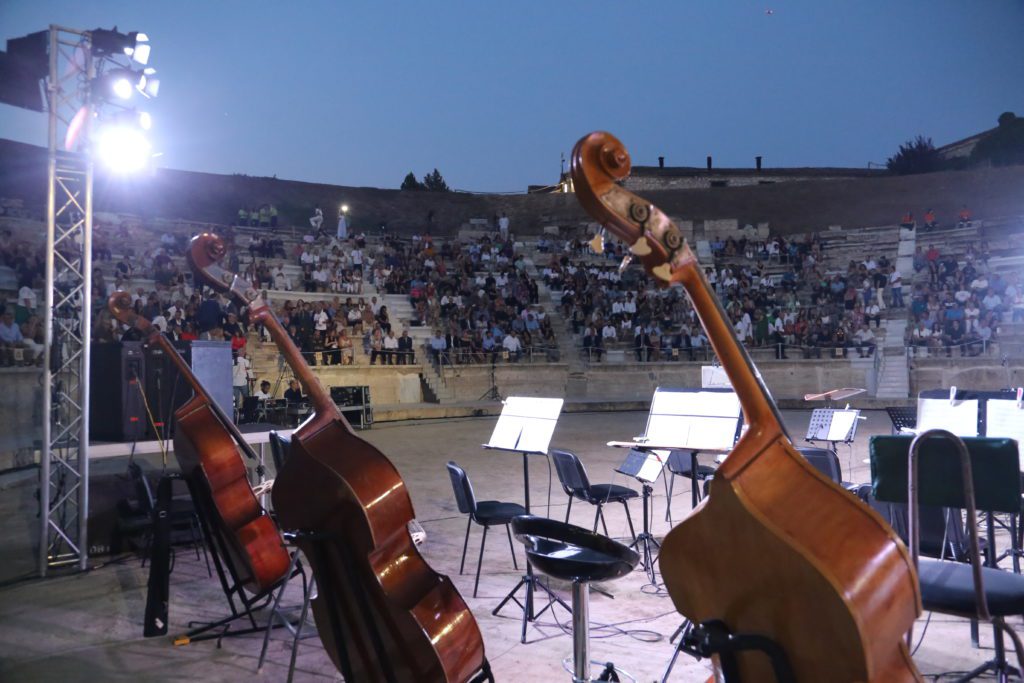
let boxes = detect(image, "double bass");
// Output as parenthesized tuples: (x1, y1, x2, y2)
(108, 292, 291, 595)
(571, 132, 922, 682)
(187, 234, 488, 683)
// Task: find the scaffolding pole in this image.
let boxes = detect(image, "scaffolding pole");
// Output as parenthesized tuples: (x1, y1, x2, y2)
(40, 24, 93, 576)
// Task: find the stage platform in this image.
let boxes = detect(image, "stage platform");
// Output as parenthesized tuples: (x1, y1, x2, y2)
(0, 408, 1013, 681)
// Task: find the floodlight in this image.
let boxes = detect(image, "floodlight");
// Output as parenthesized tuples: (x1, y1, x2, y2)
(90, 28, 151, 65)
(137, 68, 159, 98)
(341, 204, 349, 213)
(95, 124, 152, 173)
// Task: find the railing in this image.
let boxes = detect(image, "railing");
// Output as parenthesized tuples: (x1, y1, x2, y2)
(905, 338, 999, 359)
(425, 344, 559, 371)
(576, 341, 883, 365)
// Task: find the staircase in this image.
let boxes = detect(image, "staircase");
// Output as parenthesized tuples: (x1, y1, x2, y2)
(876, 317, 910, 399)
(521, 253, 586, 395)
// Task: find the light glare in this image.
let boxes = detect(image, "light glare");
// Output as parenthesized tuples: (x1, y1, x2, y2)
(96, 126, 152, 173)
(112, 78, 134, 100)
(138, 112, 152, 130)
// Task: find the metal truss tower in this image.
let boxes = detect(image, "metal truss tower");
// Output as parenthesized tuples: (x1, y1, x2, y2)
(40, 25, 94, 575)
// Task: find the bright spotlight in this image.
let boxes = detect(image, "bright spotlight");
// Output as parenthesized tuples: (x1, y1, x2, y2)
(126, 33, 150, 65)
(341, 204, 349, 213)
(138, 111, 152, 130)
(111, 77, 134, 100)
(91, 28, 151, 65)
(95, 125, 152, 173)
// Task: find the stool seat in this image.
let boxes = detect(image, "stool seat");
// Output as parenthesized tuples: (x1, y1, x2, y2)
(918, 557, 1024, 616)
(512, 515, 639, 583)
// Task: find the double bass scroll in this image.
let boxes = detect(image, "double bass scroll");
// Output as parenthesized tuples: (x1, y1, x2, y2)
(571, 131, 922, 682)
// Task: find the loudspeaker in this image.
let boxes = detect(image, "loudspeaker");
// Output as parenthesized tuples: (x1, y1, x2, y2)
(90, 342, 147, 442)
(143, 340, 233, 439)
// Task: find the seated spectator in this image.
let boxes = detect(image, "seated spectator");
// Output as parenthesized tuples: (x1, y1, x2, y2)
(923, 208, 937, 230)
(853, 325, 875, 358)
(899, 211, 915, 229)
(958, 205, 972, 228)
(503, 330, 522, 361)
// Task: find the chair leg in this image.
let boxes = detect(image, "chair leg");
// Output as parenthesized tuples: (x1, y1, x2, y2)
(505, 524, 518, 571)
(460, 517, 471, 575)
(622, 500, 637, 542)
(565, 496, 573, 523)
(474, 526, 488, 598)
(598, 506, 610, 537)
(592, 504, 602, 533)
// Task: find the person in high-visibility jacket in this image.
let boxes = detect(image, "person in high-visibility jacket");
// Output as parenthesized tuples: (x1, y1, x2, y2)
(269, 205, 278, 228)
(259, 205, 270, 227)
(249, 208, 259, 227)
(237, 208, 247, 225)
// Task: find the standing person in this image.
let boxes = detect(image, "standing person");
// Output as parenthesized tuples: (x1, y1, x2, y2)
(310, 205, 324, 236)
(498, 212, 510, 241)
(337, 207, 348, 240)
(232, 348, 253, 409)
(889, 267, 904, 308)
(269, 204, 278, 229)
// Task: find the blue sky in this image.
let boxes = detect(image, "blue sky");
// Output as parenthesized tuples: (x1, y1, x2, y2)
(1, 1, 1022, 191)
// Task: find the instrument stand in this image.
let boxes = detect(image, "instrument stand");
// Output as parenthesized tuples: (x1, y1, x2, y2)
(258, 532, 317, 683)
(485, 396, 567, 643)
(628, 483, 660, 586)
(175, 475, 303, 646)
(491, 452, 572, 643)
(662, 619, 796, 683)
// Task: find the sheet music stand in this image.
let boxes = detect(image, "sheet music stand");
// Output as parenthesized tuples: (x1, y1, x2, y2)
(803, 387, 866, 406)
(484, 397, 571, 644)
(608, 387, 743, 511)
(884, 407, 917, 435)
(615, 449, 664, 585)
(804, 408, 860, 446)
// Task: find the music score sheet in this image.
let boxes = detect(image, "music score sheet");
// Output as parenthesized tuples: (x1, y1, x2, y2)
(640, 389, 742, 451)
(486, 396, 564, 454)
(985, 399, 1024, 469)
(916, 397, 979, 437)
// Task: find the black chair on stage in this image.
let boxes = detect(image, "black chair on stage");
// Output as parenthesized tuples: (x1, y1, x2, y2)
(446, 461, 526, 597)
(127, 461, 210, 575)
(268, 430, 291, 472)
(796, 446, 859, 492)
(663, 449, 717, 523)
(550, 449, 637, 541)
(871, 431, 1024, 681)
(512, 515, 639, 683)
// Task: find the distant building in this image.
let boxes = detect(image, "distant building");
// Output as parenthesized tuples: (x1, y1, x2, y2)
(621, 165, 885, 192)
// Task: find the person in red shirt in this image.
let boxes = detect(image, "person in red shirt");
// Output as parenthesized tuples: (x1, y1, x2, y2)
(958, 205, 973, 227)
(179, 322, 198, 341)
(923, 209, 937, 230)
(926, 244, 940, 262)
(900, 211, 915, 229)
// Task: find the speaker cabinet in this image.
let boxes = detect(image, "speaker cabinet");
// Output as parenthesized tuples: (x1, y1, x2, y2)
(90, 342, 147, 442)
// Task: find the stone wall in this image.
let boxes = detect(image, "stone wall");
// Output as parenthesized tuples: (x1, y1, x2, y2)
(622, 168, 883, 192)
(910, 359, 1024, 396)
(278, 365, 424, 405)
(438, 364, 570, 402)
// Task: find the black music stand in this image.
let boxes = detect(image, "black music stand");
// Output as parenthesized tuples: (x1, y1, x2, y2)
(884, 407, 917, 435)
(615, 449, 664, 585)
(485, 397, 571, 644)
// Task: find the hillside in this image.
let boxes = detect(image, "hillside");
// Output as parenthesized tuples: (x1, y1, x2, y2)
(1, 138, 1022, 235)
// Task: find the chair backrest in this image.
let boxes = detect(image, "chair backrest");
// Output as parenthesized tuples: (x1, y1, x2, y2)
(870, 435, 1021, 513)
(797, 447, 842, 484)
(666, 450, 693, 476)
(268, 431, 291, 473)
(128, 461, 155, 514)
(550, 449, 590, 496)
(446, 461, 477, 515)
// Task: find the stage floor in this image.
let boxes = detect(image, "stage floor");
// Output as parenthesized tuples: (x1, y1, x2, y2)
(0, 409, 1018, 681)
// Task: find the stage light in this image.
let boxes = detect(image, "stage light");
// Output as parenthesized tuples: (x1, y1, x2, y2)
(138, 111, 152, 130)
(137, 68, 159, 98)
(95, 124, 152, 173)
(111, 76, 133, 99)
(341, 204, 349, 213)
(90, 28, 151, 65)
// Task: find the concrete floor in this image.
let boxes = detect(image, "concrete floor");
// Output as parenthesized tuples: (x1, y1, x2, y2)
(0, 409, 1021, 681)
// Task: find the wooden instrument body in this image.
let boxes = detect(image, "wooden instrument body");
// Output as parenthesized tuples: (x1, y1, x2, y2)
(570, 132, 922, 682)
(187, 237, 485, 683)
(107, 293, 290, 595)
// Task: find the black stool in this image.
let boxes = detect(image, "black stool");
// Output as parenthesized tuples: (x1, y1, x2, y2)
(512, 515, 640, 683)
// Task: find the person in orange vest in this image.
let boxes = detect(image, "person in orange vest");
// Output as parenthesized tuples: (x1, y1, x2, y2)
(958, 205, 973, 227)
(923, 208, 937, 230)
(900, 211, 915, 229)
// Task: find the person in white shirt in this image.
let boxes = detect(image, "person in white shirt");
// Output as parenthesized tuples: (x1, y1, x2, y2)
(601, 322, 617, 340)
(502, 330, 522, 361)
(254, 380, 273, 400)
(351, 248, 363, 272)
(313, 305, 329, 332)
(232, 349, 253, 408)
(18, 285, 37, 313)
(889, 268, 904, 308)
(383, 329, 399, 364)
(498, 213, 510, 240)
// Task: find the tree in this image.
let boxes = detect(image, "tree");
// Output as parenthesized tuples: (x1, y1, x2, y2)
(400, 172, 424, 191)
(422, 168, 450, 192)
(886, 135, 942, 175)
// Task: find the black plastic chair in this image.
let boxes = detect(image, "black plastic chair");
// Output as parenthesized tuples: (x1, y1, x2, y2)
(269, 430, 291, 473)
(446, 461, 525, 597)
(796, 447, 859, 492)
(128, 462, 210, 576)
(550, 449, 637, 541)
(871, 432, 1024, 681)
(663, 449, 718, 523)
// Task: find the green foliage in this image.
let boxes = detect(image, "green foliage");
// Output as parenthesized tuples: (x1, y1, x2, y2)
(971, 112, 1024, 167)
(422, 168, 450, 193)
(886, 135, 942, 175)
(400, 172, 425, 191)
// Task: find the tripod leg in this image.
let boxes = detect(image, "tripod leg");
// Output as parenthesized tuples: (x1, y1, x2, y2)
(506, 524, 518, 571)
(664, 474, 674, 524)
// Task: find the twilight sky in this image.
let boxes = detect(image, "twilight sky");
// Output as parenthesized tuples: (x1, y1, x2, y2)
(1, 1, 1022, 192)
